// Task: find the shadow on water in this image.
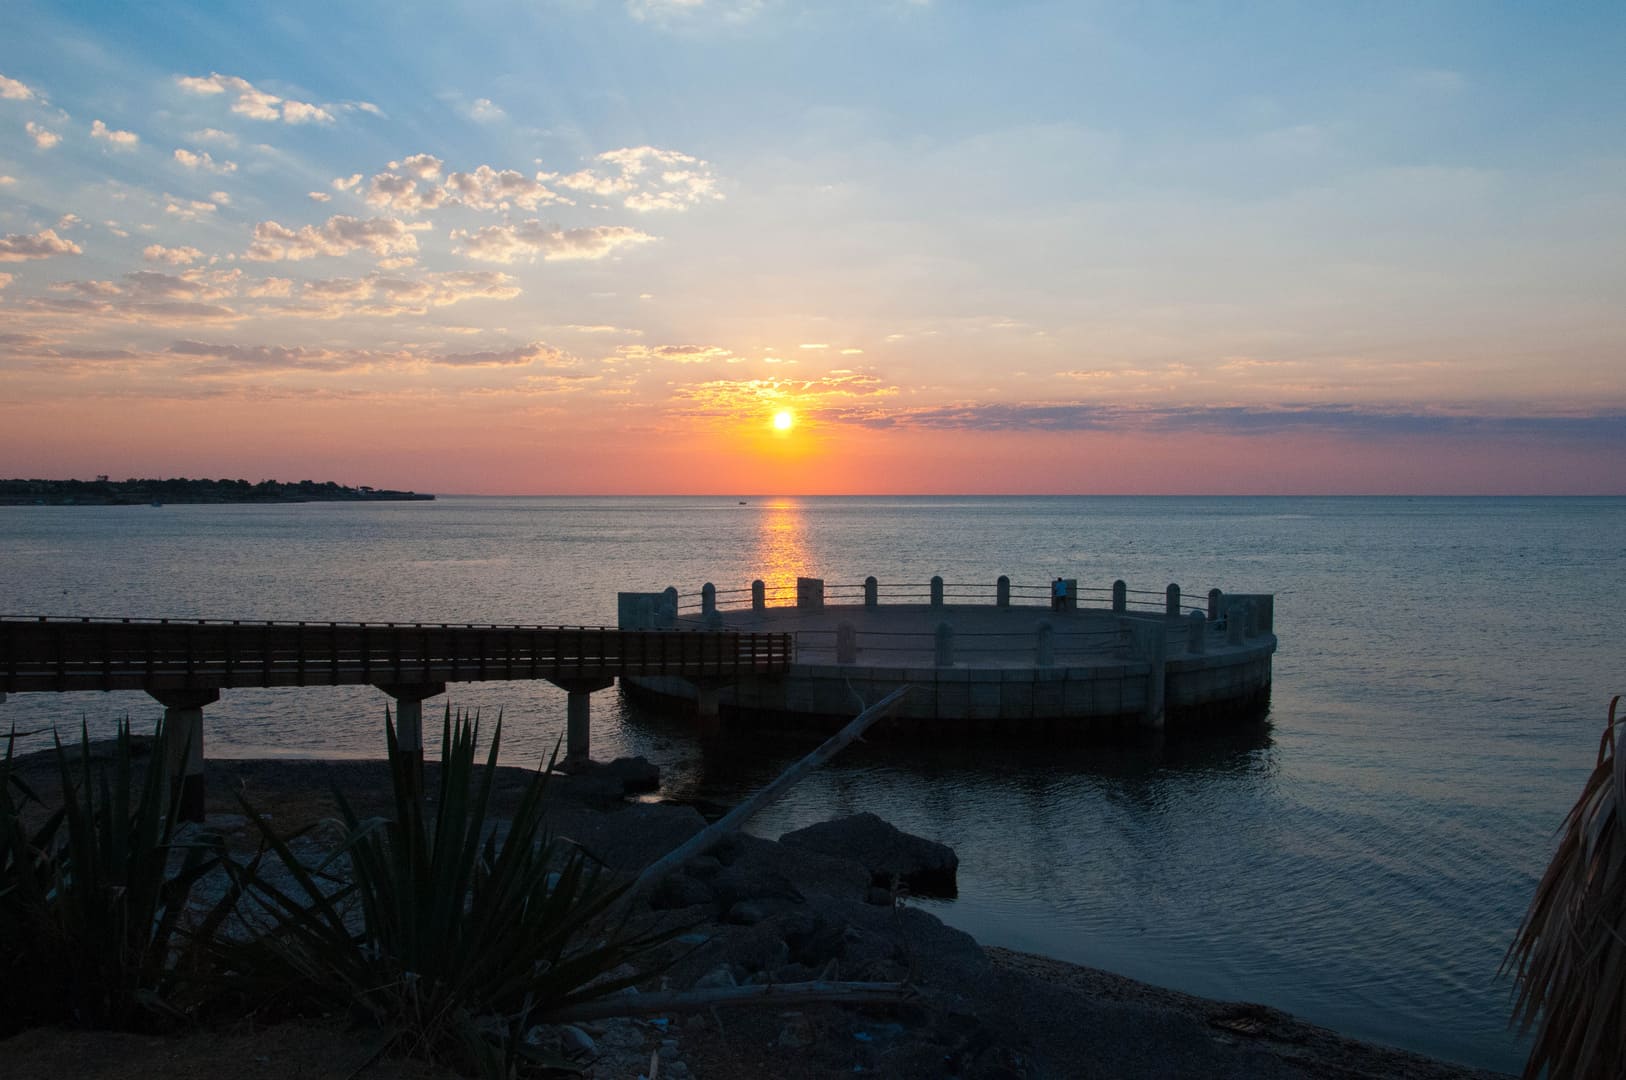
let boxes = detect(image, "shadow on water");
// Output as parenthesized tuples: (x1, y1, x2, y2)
(615, 685, 1276, 815)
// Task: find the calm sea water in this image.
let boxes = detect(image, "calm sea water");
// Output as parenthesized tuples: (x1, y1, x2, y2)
(3, 495, 1622, 1072)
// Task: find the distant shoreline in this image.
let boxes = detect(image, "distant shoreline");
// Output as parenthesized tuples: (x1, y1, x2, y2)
(0, 478, 434, 506)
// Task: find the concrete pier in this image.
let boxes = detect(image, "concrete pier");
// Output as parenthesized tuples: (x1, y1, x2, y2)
(623, 575, 1277, 738)
(149, 687, 217, 822)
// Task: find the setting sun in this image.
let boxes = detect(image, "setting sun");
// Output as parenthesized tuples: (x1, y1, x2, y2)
(772, 410, 795, 432)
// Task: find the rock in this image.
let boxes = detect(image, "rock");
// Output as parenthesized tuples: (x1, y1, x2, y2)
(712, 832, 870, 901)
(780, 812, 959, 896)
(725, 900, 774, 925)
(648, 870, 714, 911)
(693, 965, 737, 990)
(603, 755, 661, 793)
(559, 1025, 596, 1058)
(554, 802, 706, 873)
(777, 1014, 815, 1048)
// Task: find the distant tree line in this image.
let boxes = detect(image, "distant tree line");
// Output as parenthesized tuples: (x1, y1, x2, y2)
(0, 477, 434, 505)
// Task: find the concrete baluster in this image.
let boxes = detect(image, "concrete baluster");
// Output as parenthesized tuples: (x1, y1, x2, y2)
(1208, 588, 1223, 621)
(934, 621, 954, 667)
(701, 582, 717, 616)
(1228, 602, 1249, 644)
(660, 587, 679, 627)
(150, 688, 219, 822)
(1035, 619, 1055, 667)
(837, 621, 858, 664)
(1112, 579, 1127, 614)
(864, 575, 879, 608)
(930, 575, 945, 608)
(997, 575, 1011, 608)
(1166, 583, 1181, 617)
(796, 576, 825, 610)
(1187, 610, 1207, 654)
(752, 579, 766, 612)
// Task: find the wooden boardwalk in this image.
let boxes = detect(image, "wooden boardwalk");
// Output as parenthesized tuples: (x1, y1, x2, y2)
(0, 616, 793, 695)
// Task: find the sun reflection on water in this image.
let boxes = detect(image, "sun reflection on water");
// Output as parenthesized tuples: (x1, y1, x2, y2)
(751, 499, 812, 602)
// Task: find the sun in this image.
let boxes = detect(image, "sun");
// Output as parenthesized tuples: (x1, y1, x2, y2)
(772, 410, 795, 432)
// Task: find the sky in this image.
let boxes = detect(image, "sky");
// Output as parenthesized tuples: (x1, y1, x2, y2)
(1, 1, 1623, 495)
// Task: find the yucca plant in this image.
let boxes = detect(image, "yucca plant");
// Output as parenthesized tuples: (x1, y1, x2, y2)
(1504, 695, 1626, 1079)
(0, 719, 226, 1035)
(223, 708, 677, 1076)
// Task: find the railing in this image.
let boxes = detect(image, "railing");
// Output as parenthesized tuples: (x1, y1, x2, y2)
(0, 616, 794, 694)
(674, 577, 1216, 614)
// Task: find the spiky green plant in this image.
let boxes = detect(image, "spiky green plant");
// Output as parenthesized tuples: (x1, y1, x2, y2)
(224, 708, 676, 1076)
(0, 719, 225, 1035)
(1504, 695, 1626, 1080)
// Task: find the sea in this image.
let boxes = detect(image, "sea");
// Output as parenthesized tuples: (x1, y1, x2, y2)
(3, 494, 1622, 1073)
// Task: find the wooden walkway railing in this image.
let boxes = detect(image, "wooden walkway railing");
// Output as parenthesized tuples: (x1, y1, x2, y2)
(0, 616, 794, 695)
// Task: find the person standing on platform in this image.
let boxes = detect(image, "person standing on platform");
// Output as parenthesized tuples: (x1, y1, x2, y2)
(1052, 577, 1068, 612)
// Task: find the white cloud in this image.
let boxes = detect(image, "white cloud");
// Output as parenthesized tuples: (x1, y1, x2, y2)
(618, 343, 733, 364)
(1, 74, 37, 101)
(451, 221, 655, 263)
(91, 120, 140, 148)
(176, 72, 338, 124)
(245, 276, 293, 298)
(442, 165, 568, 211)
(174, 148, 237, 173)
(0, 272, 14, 289)
(0, 227, 82, 261)
(308, 191, 331, 202)
(0, 175, 14, 185)
(143, 243, 205, 265)
(365, 170, 448, 214)
(264, 269, 521, 318)
(188, 127, 237, 146)
(470, 98, 505, 122)
(395, 153, 443, 180)
(164, 195, 218, 221)
(209, 190, 230, 205)
(333, 173, 362, 191)
(244, 214, 422, 262)
(556, 146, 722, 212)
(26, 122, 60, 149)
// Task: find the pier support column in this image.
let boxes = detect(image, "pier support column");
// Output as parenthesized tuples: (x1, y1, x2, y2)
(752, 579, 766, 612)
(930, 576, 945, 608)
(864, 576, 879, 609)
(1112, 580, 1127, 614)
(701, 582, 717, 616)
(548, 677, 616, 764)
(686, 677, 729, 737)
(660, 587, 679, 626)
(375, 681, 446, 799)
(996, 575, 1010, 608)
(1035, 620, 1054, 667)
(837, 622, 858, 664)
(1166, 583, 1181, 618)
(1208, 588, 1224, 621)
(148, 688, 219, 823)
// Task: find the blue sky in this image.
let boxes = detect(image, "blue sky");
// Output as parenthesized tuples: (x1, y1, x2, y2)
(2, 1, 1623, 492)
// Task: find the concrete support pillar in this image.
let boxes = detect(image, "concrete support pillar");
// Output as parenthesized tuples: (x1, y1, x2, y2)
(934, 621, 954, 667)
(660, 587, 679, 626)
(1035, 620, 1054, 667)
(548, 677, 616, 764)
(752, 579, 766, 612)
(696, 683, 722, 737)
(1208, 588, 1224, 621)
(864, 576, 879, 608)
(837, 622, 858, 664)
(701, 582, 717, 615)
(796, 576, 825, 610)
(996, 575, 1010, 608)
(375, 681, 446, 799)
(149, 688, 219, 823)
(1187, 610, 1207, 654)
(1143, 626, 1167, 730)
(1228, 603, 1249, 645)
(930, 576, 945, 608)
(1166, 583, 1181, 618)
(1112, 580, 1127, 614)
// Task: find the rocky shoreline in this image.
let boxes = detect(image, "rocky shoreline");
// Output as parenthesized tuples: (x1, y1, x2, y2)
(1, 750, 1512, 1079)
